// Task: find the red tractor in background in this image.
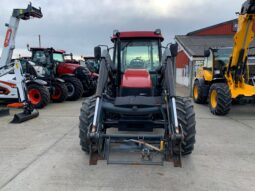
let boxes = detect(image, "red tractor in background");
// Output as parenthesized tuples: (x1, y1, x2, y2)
(82, 56, 100, 74)
(63, 53, 80, 64)
(30, 47, 97, 99)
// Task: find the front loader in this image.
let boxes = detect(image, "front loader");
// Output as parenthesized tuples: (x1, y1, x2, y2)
(193, 0, 255, 115)
(0, 3, 43, 123)
(79, 30, 196, 166)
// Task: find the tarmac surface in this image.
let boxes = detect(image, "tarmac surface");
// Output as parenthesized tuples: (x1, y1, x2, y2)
(0, 84, 255, 191)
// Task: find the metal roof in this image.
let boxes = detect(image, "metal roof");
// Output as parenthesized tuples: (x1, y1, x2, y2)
(187, 19, 237, 36)
(176, 35, 234, 57)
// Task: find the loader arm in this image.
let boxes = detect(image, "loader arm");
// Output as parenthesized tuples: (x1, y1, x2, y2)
(228, 0, 255, 84)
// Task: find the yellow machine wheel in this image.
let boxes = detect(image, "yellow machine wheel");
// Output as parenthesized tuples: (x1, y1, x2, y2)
(193, 80, 207, 104)
(210, 89, 217, 109)
(209, 83, 231, 116)
(193, 85, 199, 99)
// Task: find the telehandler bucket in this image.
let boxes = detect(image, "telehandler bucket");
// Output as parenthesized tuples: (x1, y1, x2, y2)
(11, 109, 39, 123)
(7, 102, 39, 123)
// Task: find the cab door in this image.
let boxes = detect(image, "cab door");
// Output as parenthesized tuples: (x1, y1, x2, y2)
(197, 50, 213, 82)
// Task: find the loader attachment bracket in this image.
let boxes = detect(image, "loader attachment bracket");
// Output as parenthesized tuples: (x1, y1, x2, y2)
(13, 3, 43, 20)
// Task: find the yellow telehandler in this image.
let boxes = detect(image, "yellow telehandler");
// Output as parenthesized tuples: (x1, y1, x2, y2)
(193, 0, 255, 115)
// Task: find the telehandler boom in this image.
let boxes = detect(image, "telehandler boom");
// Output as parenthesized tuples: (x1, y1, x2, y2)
(0, 3, 43, 122)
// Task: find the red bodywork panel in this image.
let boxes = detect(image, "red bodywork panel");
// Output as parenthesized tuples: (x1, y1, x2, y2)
(57, 63, 80, 74)
(112, 31, 164, 42)
(121, 69, 152, 88)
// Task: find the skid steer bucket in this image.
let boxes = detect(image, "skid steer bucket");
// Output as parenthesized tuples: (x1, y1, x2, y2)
(11, 109, 39, 123)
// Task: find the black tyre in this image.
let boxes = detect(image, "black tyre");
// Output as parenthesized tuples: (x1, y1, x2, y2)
(209, 83, 231, 115)
(79, 96, 96, 153)
(83, 81, 97, 97)
(63, 76, 84, 101)
(27, 84, 50, 109)
(193, 80, 207, 104)
(51, 82, 68, 103)
(176, 97, 196, 155)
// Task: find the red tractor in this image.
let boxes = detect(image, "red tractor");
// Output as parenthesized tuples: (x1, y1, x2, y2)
(30, 47, 96, 100)
(63, 53, 80, 64)
(79, 30, 196, 166)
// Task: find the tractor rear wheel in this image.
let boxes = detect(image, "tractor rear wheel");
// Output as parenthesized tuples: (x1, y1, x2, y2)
(79, 96, 96, 153)
(27, 84, 50, 109)
(176, 97, 196, 155)
(209, 83, 231, 115)
(63, 76, 84, 101)
(51, 82, 68, 103)
(193, 80, 207, 104)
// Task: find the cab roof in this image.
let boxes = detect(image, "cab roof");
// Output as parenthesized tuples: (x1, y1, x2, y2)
(30, 47, 66, 54)
(111, 31, 164, 42)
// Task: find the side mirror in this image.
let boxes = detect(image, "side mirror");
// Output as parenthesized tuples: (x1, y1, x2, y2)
(94, 46, 101, 61)
(170, 43, 178, 57)
(204, 50, 210, 57)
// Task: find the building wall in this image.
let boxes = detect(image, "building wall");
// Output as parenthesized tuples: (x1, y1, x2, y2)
(176, 50, 189, 68)
(176, 50, 190, 86)
(176, 68, 189, 86)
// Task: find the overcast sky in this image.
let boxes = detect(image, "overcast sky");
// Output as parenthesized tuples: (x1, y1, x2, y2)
(0, 0, 242, 58)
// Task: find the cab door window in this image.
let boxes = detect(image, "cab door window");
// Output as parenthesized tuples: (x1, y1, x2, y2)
(204, 51, 213, 70)
(32, 50, 47, 65)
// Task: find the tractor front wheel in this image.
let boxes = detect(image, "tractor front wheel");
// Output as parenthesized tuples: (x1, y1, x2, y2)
(176, 97, 196, 155)
(63, 76, 84, 101)
(79, 96, 96, 153)
(51, 82, 68, 103)
(209, 83, 231, 115)
(27, 84, 50, 109)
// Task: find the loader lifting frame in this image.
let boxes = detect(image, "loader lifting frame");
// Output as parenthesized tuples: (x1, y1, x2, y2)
(90, 53, 183, 166)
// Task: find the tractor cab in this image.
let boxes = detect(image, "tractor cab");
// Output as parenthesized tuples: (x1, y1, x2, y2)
(110, 31, 164, 96)
(30, 47, 67, 76)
